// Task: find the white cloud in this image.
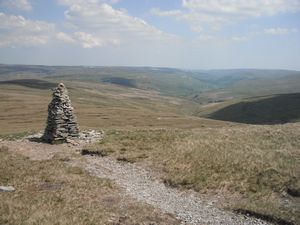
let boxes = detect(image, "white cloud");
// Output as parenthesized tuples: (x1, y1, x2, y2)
(194, 27, 299, 46)
(195, 34, 249, 44)
(264, 27, 298, 35)
(151, 8, 182, 17)
(58, 1, 178, 47)
(0, 13, 54, 32)
(58, 0, 120, 5)
(56, 32, 76, 43)
(1, 1, 178, 49)
(0, 35, 48, 47)
(182, 0, 300, 17)
(191, 25, 203, 33)
(58, 0, 97, 5)
(231, 36, 249, 42)
(0, 10, 123, 49)
(109, 0, 120, 3)
(55, 31, 120, 48)
(0, 12, 54, 47)
(0, 0, 32, 11)
(74, 32, 104, 48)
(152, 0, 300, 32)
(197, 34, 216, 42)
(74, 31, 120, 48)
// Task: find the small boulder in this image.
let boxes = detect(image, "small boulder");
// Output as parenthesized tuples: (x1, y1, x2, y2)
(287, 186, 300, 197)
(0, 186, 15, 192)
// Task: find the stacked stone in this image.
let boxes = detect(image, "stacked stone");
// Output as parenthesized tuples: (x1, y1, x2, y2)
(42, 83, 79, 144)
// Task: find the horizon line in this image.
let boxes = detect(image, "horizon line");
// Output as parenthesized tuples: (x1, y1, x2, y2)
(0, 62, 299, 72)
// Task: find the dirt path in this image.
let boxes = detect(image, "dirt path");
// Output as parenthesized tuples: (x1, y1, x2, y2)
(73, 156, 269, 225)
(1, 139, 269, 225)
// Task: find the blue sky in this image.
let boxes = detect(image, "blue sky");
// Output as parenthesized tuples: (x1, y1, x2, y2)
(0, 0, 300, 70)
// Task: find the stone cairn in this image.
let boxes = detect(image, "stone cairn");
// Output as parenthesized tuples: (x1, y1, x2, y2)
(42, 83, 79, 144)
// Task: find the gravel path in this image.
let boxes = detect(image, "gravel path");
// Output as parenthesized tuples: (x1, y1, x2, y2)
(75, 155, 270, 225)
(2, 138, 270, 225)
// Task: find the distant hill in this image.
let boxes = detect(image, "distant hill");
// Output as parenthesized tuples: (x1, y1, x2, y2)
(1, 64, 300, 126)
(204, 93, 300, 124)
(0, 64, 299, 224)
(1, 65, 299, 101)
(190, 70, 300, 103)
(0, 79, 57, 90)
(0, 65, 214, 97)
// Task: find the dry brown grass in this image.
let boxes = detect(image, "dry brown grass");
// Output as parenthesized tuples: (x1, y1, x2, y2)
(0, 146, 179, 225)
(86, 123, 300, 224)
(0, 84, 49, 134)
(2, 80, 299, 224)
(0, 81, 229, 135)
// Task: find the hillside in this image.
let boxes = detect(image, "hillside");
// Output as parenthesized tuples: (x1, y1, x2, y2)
(0, 65, 300, 224)
(0, 78, 228, 135)
(191, 72, 300, 103)
(196, 93, 300, 124)
(1, 64, 300, 101)
(0, 65, 214, 97)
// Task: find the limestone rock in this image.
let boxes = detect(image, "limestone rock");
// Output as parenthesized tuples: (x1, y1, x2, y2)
(42, 83, 79, 144)
(0, 186, 15, 192)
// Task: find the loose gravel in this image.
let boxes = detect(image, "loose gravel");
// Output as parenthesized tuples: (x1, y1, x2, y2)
(2, 136, 270, 225)
(75, 156, 270, 225)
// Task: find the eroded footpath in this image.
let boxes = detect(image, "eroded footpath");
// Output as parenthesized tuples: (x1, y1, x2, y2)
(1, 138, 269, 225)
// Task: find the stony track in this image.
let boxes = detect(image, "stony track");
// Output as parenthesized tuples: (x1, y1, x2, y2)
(2, 137, 270, 225)
(73, 155, 270, 225)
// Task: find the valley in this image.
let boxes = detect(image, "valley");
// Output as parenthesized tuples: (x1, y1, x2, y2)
(0, 64, 299, 225)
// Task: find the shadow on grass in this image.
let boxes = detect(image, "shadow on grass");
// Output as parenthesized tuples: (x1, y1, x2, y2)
(101, 77, 137, 88)
(234, 209, 295, 225)
(27, 137, 44, 143)
(208, 93, 300, 125)
(0, 79, 57, 90)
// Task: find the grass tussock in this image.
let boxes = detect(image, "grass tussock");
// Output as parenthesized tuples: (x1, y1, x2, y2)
(0, 131, 36, 141)
(0, 146, 179, 225)
(85, 123, 300, 223)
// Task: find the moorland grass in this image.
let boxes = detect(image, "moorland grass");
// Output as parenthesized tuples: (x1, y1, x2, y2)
(0, 81, 227, 134)
(1, 76, 299, 224)
(0, 146, 179, 225)
(85, 123, 300, 224)
(207, 93, 300, 124)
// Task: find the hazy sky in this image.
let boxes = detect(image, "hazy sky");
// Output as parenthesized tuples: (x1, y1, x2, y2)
(0, 0, 300, 70)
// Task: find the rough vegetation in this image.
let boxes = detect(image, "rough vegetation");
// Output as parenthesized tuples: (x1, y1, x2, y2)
(1, 65, 300, 101)
(206, 94, 300, 124)
(0, 65, 300, 224)
(85, 124, 300, 224)
(0, 146, 179, 225)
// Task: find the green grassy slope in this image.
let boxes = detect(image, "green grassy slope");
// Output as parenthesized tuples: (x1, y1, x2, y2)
(0, 79, 58, 90)
(45, 66, 216, 97)
(1, 65, 299, 101)
(0, 65, 214, 97)
(1, 65, 300, 128)
(199, 93, 300, 124)
(0, 78, 229, 135)
(1, 65, 300, 224)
